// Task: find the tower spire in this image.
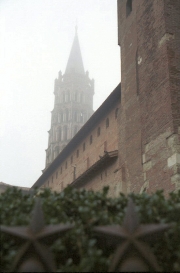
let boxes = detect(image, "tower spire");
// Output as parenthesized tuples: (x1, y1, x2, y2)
(65, 27, 85, 75)
(75, 20, 78, 35)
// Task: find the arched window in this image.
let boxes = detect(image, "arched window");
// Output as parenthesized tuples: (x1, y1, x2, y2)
(80, 111, 83, 122)
(106, 118, 109, 128)
(63, 126, 68, 140)
(74, 126, 78, 136)
(80, 93, 84, 103)
(59, 93, 62, 104)
(60, 112, 63, 122)
(126, 0, 132, 17)
(65, 109, 69, 121)
(74, 110, 78, 122)
(54, 146, 59, 158)
(75, 92, 78, 102)
(62, 144, 66, 150)
(52, 114, 57, 124)
(63, 111, 66, 122)
(65, 90, 70, 102)
(57, 127, 61, 141)
(53, 127, 56, 142)
(58, 113, 61, 123)
(63, 92, 65, 102)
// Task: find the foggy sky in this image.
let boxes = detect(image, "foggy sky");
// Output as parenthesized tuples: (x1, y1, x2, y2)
(0, 0, 121, 188)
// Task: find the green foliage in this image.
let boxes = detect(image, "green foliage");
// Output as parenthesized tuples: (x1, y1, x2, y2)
(0, 186, 180, 272)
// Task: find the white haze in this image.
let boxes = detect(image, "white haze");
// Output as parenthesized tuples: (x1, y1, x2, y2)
(0, 0, 121, 188)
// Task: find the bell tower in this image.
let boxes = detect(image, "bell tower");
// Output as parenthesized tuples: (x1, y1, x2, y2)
(45, 28, 94, 168)
(118, 0, 180, 194)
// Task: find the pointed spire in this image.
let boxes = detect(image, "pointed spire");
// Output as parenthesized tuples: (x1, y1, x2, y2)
(65, 27, 85, 75)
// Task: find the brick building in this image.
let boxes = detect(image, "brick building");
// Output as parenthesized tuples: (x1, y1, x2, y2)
(33, 85, 120, 196)
(118, 0, 180, 194)
(32, 0, 180, 195)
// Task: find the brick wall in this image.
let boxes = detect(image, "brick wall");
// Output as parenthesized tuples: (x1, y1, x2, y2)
(118, 0, 180, 194)
(42, 102, 120, 194)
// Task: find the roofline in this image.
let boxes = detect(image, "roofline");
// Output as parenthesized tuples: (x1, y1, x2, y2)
(31, 83, 121, 189)
(70, 150, 118, 188)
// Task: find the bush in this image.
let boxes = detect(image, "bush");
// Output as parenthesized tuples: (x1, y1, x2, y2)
(0, 186, 180, 272)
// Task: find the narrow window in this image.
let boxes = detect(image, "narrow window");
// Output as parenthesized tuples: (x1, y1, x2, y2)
(97, 127, 101, 137)
(87, 157, 89, 169)
(104, 141, 107, 152)
(71, 156, 73, 164)
(106, 118, 109, 128)
(83, 142, 86, 151)
(126, 0, 132, 17)
(115, 108, 119, 119)
(90, 135, 93, 144)
(77, 149, 79, 158)
(80, 112, 83, 122)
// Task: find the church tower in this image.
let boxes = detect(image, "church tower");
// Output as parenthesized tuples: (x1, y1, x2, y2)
(45, 28, 94, 168)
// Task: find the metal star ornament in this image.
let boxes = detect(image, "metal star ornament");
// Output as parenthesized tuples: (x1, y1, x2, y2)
(94, 198, 172, 272)
(0, 198, 73, 272)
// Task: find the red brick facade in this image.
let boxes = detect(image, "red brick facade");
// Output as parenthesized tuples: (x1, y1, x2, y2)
(118, 0, 180, 194)
(33, 86, 121, 196)
(33, 1, 180, 196)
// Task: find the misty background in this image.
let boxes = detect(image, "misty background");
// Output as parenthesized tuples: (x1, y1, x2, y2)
(0, 0, 121, 188)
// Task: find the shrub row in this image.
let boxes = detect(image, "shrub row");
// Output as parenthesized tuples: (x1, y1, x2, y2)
(0, 186, 180, 272)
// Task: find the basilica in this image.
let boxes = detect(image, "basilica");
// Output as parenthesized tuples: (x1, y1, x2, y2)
(32, 0, 180, 196)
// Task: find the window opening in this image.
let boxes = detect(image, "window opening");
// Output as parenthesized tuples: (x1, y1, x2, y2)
(115, 108, 119, 119)
(97, 127, 101, 137)
(104, 141, 107, 152)
(106, 118, 109, 128)
(87, 157, 89, 169)
(90, 135, 93, 144)
(126, 0, 132, 17)
(63, 126, 68, 140)
(83, 142, 86, 151)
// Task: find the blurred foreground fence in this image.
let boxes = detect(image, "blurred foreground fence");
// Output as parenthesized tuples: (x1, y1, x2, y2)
(0, 198, 173, 272)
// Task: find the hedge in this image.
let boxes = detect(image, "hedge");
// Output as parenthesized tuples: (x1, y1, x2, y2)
(0, 186, 180, 272)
